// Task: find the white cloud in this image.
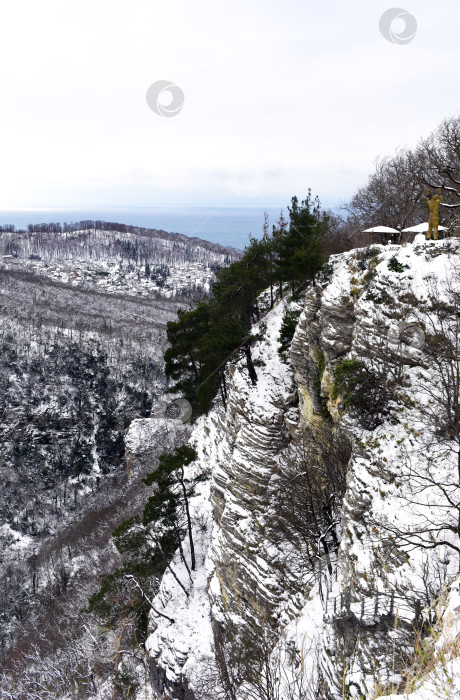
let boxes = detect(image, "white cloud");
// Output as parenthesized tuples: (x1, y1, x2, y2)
(0, 0, 459, 208)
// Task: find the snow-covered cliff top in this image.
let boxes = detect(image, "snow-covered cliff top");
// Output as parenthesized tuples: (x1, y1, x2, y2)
(142, 234, 460, 700)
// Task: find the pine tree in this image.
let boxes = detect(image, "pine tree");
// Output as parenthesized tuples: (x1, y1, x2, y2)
(164, 192, 326, 418)
(164, 303, 211, 412)
(276, 192, 326, 292)
(143, 445, 201, 570)
(196, 311, 253, 412)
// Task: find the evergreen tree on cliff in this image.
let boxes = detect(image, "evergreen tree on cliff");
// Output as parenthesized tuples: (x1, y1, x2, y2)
(275, 191, 326, 290)
(165, 192, 326, 417)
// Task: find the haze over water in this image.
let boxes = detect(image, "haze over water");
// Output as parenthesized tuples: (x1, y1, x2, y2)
(0, 206, 285, 250)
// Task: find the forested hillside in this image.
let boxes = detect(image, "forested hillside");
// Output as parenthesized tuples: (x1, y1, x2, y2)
(0, 224, 239, 685)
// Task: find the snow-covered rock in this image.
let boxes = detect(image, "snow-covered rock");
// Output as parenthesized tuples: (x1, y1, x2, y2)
(145, 236, 460, 699)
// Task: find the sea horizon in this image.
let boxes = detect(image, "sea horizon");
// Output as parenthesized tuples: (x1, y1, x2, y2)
(0, 205, 288, 250)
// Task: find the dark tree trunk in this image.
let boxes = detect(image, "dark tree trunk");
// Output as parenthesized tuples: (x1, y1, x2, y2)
(179, 466, 196, 570)
(244, 343, 258, 385)
(219, 369, 227, 408)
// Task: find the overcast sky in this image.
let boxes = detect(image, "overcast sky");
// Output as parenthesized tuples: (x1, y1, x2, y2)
(1, 0, 460, 210)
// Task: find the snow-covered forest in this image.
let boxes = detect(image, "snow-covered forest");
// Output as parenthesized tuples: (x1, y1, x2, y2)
(0, 225, 240, 694)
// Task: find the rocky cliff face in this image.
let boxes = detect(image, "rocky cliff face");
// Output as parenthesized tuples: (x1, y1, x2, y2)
(144, 235, 460, 699)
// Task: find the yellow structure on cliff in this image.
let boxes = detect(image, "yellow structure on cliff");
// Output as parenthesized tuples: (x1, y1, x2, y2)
(426, 188, 443, 240)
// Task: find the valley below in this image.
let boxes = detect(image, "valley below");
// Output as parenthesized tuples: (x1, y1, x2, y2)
(0, 224, 240, 692)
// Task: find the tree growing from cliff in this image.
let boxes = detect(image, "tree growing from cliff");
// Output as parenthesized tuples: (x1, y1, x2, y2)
(211, 615, 323, 700)
(278, 306, 303, 363)
(89, 444, 201, 653)
(143, 444, 201, 571)
(164, 303, 213, 414)
(273, 423, 351, 596)
(372, 273, 460, 567)
(275, 192, 325, 290)
(332, 309, 411, 430)
(332, 357, 391, 429)
(165, 193, 327, 417)
(195, 311, 258, 412)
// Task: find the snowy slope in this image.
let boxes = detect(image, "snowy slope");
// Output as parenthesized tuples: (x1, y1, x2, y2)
(144, 234, 460, 700)
(141, 296, 318, 694)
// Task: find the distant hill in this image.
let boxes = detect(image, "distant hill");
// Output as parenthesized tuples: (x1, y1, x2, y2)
(0, 223, 240, 666)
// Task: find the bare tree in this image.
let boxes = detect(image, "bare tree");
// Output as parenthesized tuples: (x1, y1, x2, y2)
(343, 114, 460, 237)
(272, 423, 351, 599)
(344, 147, 428, 234)
(211, 616, 326, 700)
(423, 115, 460, 223)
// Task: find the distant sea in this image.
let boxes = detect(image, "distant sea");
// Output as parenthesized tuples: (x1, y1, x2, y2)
(0, 206, 286, 251)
